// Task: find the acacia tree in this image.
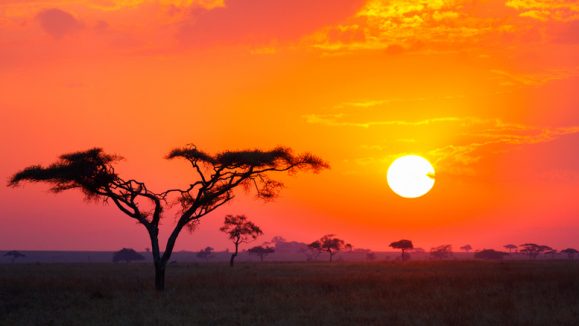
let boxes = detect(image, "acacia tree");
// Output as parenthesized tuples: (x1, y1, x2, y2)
(460, 244, 472, 253)
(519, 243, 552, 260)
(389, 239, 413, 261)
(248, 245, 275, 262)
(196, 246, 214, 261)
(9, 146, 327, 291)
(561, 248, 578, 260)
(305, 241, 322, 261)
(430, 245, 453, 260)
(504, 244, 518, 254)
(113, 248, 145, 263)
(220, 214, 263, 267)
(313, 234, 345, 262)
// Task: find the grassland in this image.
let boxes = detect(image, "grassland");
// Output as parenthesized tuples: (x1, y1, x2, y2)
(1, 261, 578, 325)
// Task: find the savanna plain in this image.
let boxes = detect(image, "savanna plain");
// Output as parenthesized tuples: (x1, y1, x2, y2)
(1, 261, 578, 325)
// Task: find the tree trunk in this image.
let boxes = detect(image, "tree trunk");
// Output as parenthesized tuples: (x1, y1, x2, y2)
(329, 252, 333, 262)
(230, 242, 239, 267)
(155, 262, 166, 291)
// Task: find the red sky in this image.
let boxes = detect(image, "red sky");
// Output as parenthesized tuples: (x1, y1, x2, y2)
(1, 0, 578, 252)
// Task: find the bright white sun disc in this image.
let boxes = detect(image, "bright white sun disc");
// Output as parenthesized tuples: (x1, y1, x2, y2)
(387, 155, 435, 198)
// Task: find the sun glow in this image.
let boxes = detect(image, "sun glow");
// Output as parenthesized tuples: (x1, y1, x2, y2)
(387, 155, 435, 199)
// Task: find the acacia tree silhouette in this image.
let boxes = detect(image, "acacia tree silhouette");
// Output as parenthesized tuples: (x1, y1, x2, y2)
(220, 214, 263, 267)
(9, 146, 328, 291)
(311, 234, 345, 262)
(248, 244, 275, 262)
(390, 239, 413, 261)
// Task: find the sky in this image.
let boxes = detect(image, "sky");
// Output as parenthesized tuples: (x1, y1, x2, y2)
(1, 0, 578, 252)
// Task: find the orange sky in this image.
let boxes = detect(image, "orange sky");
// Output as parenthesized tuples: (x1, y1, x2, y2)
(1, 0, 578, 252)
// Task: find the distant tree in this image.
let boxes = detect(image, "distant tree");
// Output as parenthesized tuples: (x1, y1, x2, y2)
(345, 243, 353, 252)
(519, 243, 552, 260)
(545, 249, 558, 259)
(460, 244, 473, 253)
(4, 251, 26, 263)
(220, 215, 263, 267)
(304, 241, 322, 261)
(430, 245, 453, 260)
(308, 234, 346, 263)
(9, 146, 327, 291)
(248, 245, 275, 262)
(271, 236, 287, 245)
(389, 240, 414, 261)
(474, 249, 508, 260)
(196, 246, 214, 261)
(561, 248, 578, 260)
(504, 244, 518, 253)
(113, 248, 145, 263)
(366, 251, 376, 261)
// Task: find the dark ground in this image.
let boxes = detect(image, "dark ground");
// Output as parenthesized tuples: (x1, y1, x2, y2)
(1, 261, 578, 325)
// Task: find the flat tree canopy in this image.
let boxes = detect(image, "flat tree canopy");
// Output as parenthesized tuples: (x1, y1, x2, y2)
(9, 145, 328, 290)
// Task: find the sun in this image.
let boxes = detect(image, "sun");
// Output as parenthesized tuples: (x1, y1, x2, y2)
(387, 155, 435, 198)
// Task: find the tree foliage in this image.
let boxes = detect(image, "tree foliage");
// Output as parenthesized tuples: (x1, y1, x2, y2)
(390, 239, 413, 261)
(113, 248, 145, 263)
(504, 244, 518, 253)
(9, 145, 327, 290)
(430, 245, 453, 260)
(220, 214, 263, 267)
(561, 248, 578, 260)
(248, 245, 275, 262)
(460, 244, 472, 253)
(519, 243, 552, 259)
(196, 247, 214, 261)
(310, 234, 345, 262)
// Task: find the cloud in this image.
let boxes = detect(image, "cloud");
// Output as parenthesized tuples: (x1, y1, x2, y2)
(308, 113, 579, 176)
(490, 68, 579, 87)
(307, 0, 578, 54)
(36, 8, 82, 38)
(304, 114, 462, 129)
(506, 0, 579, 22)
(177, 0, 364, 45)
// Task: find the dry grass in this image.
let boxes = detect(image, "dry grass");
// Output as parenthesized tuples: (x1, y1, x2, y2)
(1, 261, 579, 325)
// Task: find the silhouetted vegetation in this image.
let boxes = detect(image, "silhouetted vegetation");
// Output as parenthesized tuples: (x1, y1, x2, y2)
(474, 249, 508, 260)
(220, 215, 263, 267)
(520, 243, 552, 260)
(430, 245, 453, 259)
(460, 244, 472, 253)
(112, 248, 144, 263)
(504, 244, 518, 253)
(561, 248, 578, 260)
(389, 239, 413, 261)
(4, 251, 26, 263)
(8, 146, 327, 291)
(247, 245, 275, 262)
(196, 247, 214, 261)
(309, 235, 346, 262)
